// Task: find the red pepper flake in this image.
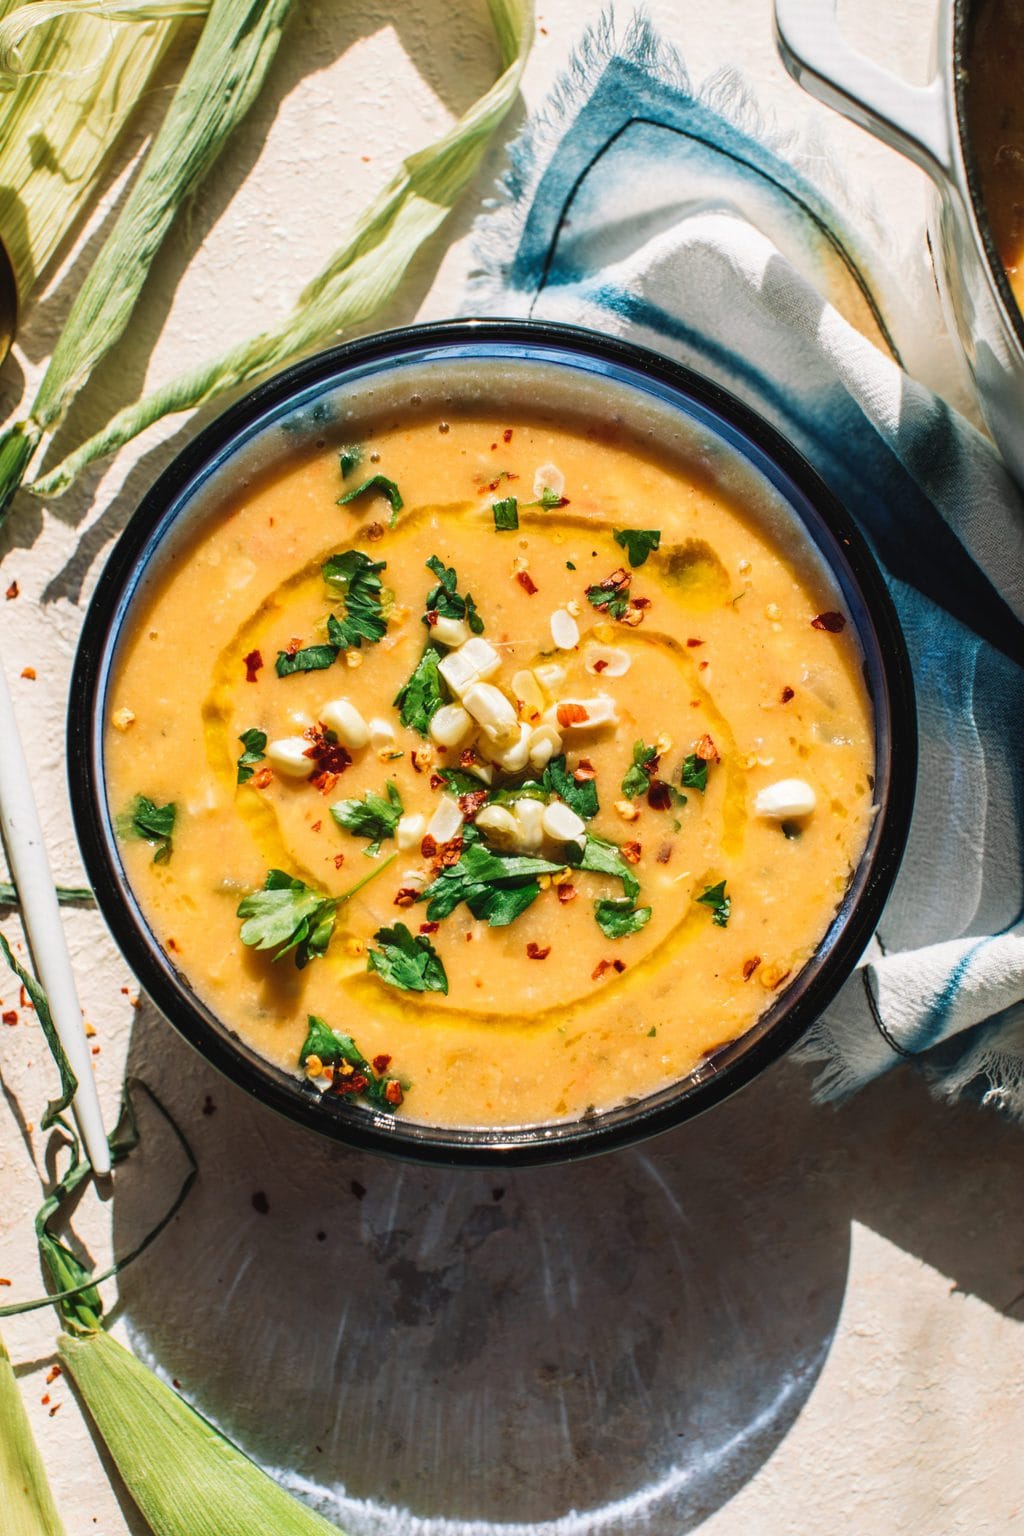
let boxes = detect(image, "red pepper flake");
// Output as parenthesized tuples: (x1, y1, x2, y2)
(243, 649, 263, 682)
(371, 1055, 392, 1077)
(384, 1079, 404, 1106)
(647, 780, 673, 811)
(311, 819, 322, 832)
(557, 702, 588, 727)
(592, 959, 610, 980)
(424, 608, 439, 628)
(48, 1403, 61, 1418)
(694, 732, 720, 762)
(303, 724, 352, 778)
(631, 596, 651, 610)
(429, 773, 444, 791)
(336, 1071, 370, 1098)
(458, 790, 489, 821)
(656, 843, 672, 864)
(5, 580, 18, 600)
(698, 660, 709, 671)
(310, 771, 340, 795)
(420, 834, 438, 859)
(621, 841, 642, 864)
(768, 968, 792, 991)
(20, 667, 35, 681)
(2, 1010, 17, 1026)
(0, 1277, 10, 1286)
(41, 1394, 50, 1405)
(333, 853, 346, 870)
(780, 685, 795, 703)
(811, 610, 846, 633)
(393, 888, 419, 907)
(556, 884, 577, 904)
(742, 955, 762, 981)
(435, 836, 463, 868)
(686, 637, 704, 648)
(592, 658, 608, 673)
(612, 958, 626, 973)
(251, 765, 273, 789)
(367, 521, 385, 542)
(573, 759, 597, 781)
(502, 428, 513, 444)
(526, 942, 551, 960)
(166, 937, 180, 953)
(46, 1365, 61, 1384)
(285, 637, 303, 655)
(91, 1045, 100, 1057)
(19, 986, 31, 1012)
(459, 748, 481, 770)
(419, 921, 440, 934)
(515, 570, 538, 596)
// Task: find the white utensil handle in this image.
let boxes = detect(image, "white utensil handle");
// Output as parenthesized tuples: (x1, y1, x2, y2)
(0, 657, 109, 1175)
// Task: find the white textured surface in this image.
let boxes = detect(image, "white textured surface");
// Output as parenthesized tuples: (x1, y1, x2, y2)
(0, 2, 1021, 1533)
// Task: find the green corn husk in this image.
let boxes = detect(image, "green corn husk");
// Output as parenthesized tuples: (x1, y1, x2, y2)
(0, 0, 294, 520)
(0, 1331, 66, 1535)
(27, 0, 533, 501)
(59, 1330, 345, 1536)
(0, 0, 207, 303)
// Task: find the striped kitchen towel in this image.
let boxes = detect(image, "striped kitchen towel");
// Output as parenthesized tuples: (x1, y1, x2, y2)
(469, 16, 1024, 1118)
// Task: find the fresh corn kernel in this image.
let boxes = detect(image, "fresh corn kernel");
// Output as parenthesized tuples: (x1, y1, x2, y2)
(320, 698, 369, 749)
(111, 706, 136, 731)
(344, 649, 363, 668)
(266, 738, 312, 778)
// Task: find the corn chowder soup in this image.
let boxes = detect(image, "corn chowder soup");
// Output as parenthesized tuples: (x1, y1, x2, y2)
(105, 375, 875, 1130)
(968, 0, 1024, 313)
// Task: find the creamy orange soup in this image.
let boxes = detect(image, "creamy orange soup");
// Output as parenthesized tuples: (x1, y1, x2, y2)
(105, 366, 875, 1129)
(968, 0, 1024, 312)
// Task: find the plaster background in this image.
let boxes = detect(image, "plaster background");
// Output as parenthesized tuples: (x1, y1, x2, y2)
(1, 3, 1021, 1533)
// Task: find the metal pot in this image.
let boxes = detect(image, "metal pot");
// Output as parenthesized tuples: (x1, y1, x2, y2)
(774, 0, 1024, 486)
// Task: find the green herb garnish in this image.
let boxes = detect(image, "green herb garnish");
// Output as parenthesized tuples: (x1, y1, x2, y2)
(492, 496, 519, 531)
(543, 754, 598, 819)
(339, 445, 363, 479)
(419, 830, 563, 926)
(567, 833, 641, 901)
(423, 554, 484, 634)
(368, 922, 448, 995)
(566, 560, 576, 571)
(275, 643, 339, 677)
(594, 897, 652, 938)
(323, 549, 388, 648)
(236, 728, 267, 784)
(585, 571, 632, 620)
(696, 879, 731, 927)
(331, 781, 403, 856)
(437, 766, 494, 796)
(533, 486, 568, 508)
(123, 795, 176, 863)
(621, 740, 658, 798)
(299, 1015, 405, 1110)
(394, 644, 448, 736)
(681, 753, 709, 792)
(237, 858, 394, 968)
(613, 528, 660, 567)
(336, 474, 403, 525)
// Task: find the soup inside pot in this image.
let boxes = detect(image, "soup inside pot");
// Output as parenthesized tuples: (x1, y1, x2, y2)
(965, 0, 1024, 313)
(103, 361, 876, 1131)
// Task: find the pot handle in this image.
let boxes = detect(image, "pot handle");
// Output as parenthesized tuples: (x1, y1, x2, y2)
(774, 0, 952, 180)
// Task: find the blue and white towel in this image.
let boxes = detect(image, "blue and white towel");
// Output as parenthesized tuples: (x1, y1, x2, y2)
(470, 18, 1024, 1118)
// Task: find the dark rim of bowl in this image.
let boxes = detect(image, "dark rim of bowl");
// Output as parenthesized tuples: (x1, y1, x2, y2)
(952, 0, 1024, 357)
(69, 319, 917, 1168)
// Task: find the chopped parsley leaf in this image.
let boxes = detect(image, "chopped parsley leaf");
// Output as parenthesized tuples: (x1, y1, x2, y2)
(681, 753, 709, 792)
(237, 870, 337, 967)
(275, 643, 339, 677)
(697, 879, 731, 927)
(337, 474, 403, 525)
(437, 766, 491, 796)
(237, 858, 394, 968)
(419, 831, 562, 926)
(492, 496, 519, 531)
(594, 897, 652, 938)
(423, 554, 484, 634)
(585, 573, 631, 620)
(300, 1015, 405, 1111)
(394, 644, 447, 736)
(487, 778, 547, 807)
(543, 754, 598, 819)
(368, 922, 448, 994)
(331, 781, 403, 855)
(339, 445, 363, 479)
(621, 740, 658, 798)
(124, 795, 176, 863)
(236, 728, 267, 784)
(322, 549, 388, 648)
(566, 834, 641, 901)
(533, 486, 568, 508)
(613, 528, 661, 568)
